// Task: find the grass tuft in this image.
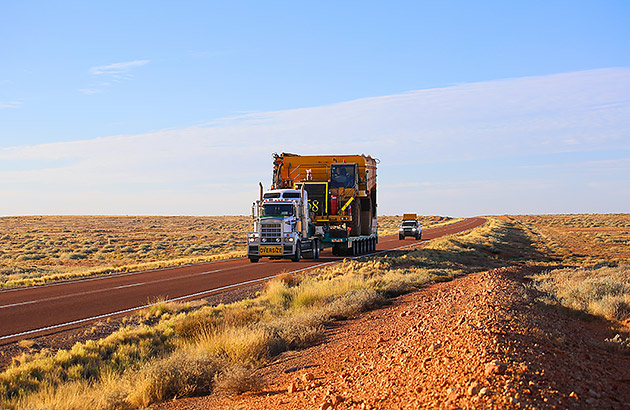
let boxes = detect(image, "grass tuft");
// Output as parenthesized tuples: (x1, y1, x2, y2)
(531, 265, 630, 322)
(213, 364, 261, 395)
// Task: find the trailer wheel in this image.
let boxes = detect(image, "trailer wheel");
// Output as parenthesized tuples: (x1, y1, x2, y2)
(292, 242, 301, 262)
(314, 240, 320, 259)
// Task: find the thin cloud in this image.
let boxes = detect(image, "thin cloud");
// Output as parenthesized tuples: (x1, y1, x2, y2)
(3, 67, 630, 215)
(81, 59, 150, 94)
(0, 101, 22, 109)
(78, 88, 102, 95)
(89, 59, 150, 75)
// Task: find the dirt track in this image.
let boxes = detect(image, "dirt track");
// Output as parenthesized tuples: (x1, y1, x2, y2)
(153, 266, 630, 410)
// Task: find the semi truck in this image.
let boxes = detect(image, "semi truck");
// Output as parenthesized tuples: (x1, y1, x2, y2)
(247, 153, 378, 263)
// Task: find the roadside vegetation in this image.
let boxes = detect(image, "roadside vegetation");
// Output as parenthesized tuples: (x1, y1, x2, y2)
(0, 215, 454, 289)
(0, 216, 250, 288)
(506, 213, 630, 265)
(2, 214, 629, 408)
(509, 214, 630, 351)
(1, 217, 516, 409)
(530, 264, 630, 322)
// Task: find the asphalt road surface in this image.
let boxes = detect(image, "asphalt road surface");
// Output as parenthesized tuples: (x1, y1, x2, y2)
(0, 218, 485, 344)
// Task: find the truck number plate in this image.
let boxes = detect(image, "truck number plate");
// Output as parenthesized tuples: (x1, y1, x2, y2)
(260, 246, 282, 255)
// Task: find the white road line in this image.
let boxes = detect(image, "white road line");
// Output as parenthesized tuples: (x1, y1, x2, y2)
(0, 274, 279, 342)
(0, 300, 38, 309)
(115, 282, 145, 289)
(200, 269, 221, 275)
(0, 265, 250, 308)
(0, 257, 249, 294)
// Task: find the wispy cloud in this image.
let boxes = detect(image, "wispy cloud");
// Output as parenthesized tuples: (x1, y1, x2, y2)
(89, 59, 150, 75)
(5, 67, 630, 215)
(78, 88, 102, 95)
(0, 101, 22, 109)
(80, 59, 150, 94)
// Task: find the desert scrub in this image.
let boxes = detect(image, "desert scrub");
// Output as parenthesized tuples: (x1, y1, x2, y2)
(0, 250, 246, 289)
(509, 214, 630, 265)
(0, 215, 467, 289)
(1, 217, 503, 409)
(0, 216, 251, 289)
(531, 264, 630, 322)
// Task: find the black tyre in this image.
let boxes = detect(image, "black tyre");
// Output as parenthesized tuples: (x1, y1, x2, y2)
(399, 235, 404, 240)
(292, 242, 301, 262)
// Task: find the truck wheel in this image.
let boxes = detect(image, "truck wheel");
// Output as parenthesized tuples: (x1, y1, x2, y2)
(249, 257, 259, 263)
(416, 233, 421, 240)
(292, 242, 301, 262)
(313, 240, 320, 259)
(399, 234, 404, 240)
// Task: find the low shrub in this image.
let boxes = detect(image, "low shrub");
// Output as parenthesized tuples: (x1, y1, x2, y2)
(3, 217, 506, 409)
(531, 265, 630, 322)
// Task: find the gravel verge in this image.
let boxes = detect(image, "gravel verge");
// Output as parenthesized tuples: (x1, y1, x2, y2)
(151, 266, 630, 409)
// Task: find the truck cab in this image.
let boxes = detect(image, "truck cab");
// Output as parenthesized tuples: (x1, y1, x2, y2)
(399, 214, 422, 240)
(247, 189, 320, 263)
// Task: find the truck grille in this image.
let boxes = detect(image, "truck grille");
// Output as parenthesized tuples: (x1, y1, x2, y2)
(261, 222, 282, 240)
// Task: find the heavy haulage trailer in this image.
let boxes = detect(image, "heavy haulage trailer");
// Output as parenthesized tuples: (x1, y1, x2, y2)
(247, 153, 378, 263)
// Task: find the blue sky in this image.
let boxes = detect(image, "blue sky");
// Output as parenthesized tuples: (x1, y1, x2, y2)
(1, 1, 629, 216)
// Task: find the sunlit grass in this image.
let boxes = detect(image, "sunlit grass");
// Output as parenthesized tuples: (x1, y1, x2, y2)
(8, 215, 627, 408)
(0, 216, 250, 289)
(531, 264, 630, 322)
(2, 217, 496, 409)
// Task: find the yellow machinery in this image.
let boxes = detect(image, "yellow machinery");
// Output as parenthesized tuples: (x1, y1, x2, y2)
(271, 152, 377, 237)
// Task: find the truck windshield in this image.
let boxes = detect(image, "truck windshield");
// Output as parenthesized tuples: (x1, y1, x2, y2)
(402, 221, 417, 227)
(263, 203, 295, 217)
(330, 164, 356, 188)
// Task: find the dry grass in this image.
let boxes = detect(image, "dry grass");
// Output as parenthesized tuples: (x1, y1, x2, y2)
(0, 216, 251, 288)
(2, 217, 499, 409)
(0, 215, 456, 288)
(531, 265, 630, 322)
(7, 214, 628, 408)
(506, 214, 630, 265)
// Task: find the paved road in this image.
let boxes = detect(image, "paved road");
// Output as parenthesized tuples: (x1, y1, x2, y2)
(0, 217, 485, 344)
